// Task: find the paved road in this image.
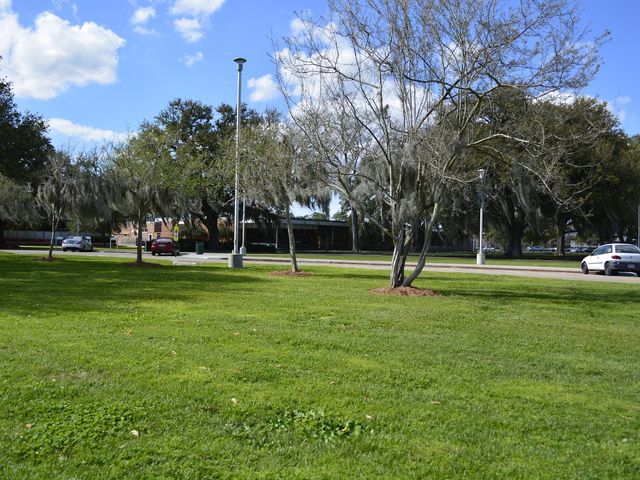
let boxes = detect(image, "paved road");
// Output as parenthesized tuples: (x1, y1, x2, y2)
(4, 248, 640, 284)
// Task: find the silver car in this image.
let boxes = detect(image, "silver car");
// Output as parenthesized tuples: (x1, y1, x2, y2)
(62, 236, 93, 252)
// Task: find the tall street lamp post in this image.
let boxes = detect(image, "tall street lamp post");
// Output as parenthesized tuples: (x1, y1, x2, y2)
(240, 199, 247, 255)
(476, 168, 486, 265)
(228, 57, 246, 269)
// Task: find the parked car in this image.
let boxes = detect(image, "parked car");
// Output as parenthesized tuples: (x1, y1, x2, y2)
(62, 236, 92, 252)
(581, 243, 640, 276)
(151, 238, 180, 256)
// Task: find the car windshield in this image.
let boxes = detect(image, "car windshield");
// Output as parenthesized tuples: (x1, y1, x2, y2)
(615, 245, 640, 254)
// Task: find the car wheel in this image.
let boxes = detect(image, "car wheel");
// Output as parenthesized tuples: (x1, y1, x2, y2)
(604, 262, 617, 276)
(151, 252, 156, 256)
(581, 262, 589, 275)
(62, 248, 67, 252)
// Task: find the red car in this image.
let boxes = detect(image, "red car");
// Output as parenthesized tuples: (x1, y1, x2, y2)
(151, 238, 180, 256)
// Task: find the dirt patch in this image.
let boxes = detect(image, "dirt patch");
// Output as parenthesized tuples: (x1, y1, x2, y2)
(120, 261, 165, 268)
(269, 270, 312, 277)
(372, 286, 441, 297)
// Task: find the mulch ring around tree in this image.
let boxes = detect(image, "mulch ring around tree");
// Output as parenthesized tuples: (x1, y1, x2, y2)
(372, 286, 441, 297)
(269, 271, 312, 277)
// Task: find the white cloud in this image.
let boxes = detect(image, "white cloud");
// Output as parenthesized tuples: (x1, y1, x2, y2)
(169, 0, 224, 42)
(248, 74, 279, 102)
(181, 51, 204, 67)
(535, 91, 579, 105)
(134, 25, 157, 35)
(52, 0, 70, 10)
(271, 18, 434, 126)
(290, 17, 306, 37)
(0, 7, 125, 99)
(607, 96, 631, 123)
(170, 0, 225, 17)
(48, 118, 127, 142)
(173, 17, 203, 42)
(131, 6, 156, 25)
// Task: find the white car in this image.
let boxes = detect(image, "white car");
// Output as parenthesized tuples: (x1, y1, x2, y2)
(62, 236, 93, 252)
(581, 243, 640, 276)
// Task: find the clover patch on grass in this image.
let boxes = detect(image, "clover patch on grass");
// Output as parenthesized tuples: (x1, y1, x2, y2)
(14, 403, 135, 458)
(226, 408, 374, 447)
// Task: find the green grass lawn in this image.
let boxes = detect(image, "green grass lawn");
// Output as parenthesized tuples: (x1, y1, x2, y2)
(1, 253, 638, 479)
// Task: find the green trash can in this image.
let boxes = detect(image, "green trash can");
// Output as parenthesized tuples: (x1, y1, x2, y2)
(195, 242, 205, 254)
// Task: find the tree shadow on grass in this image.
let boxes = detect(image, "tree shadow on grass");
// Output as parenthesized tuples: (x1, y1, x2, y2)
(437, 281, 640, 306)
(312, 267, 640, 307)
(311, 271, 390, 282)
(0, 256, 266, 317)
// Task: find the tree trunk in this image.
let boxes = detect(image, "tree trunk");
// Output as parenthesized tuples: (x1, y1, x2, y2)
(555, 225, 566, 256)
(136, 213, 144, 265)
(206, 213, 219, 251)
(390, 227, 412, 288)
(402, 202, 441, 287)
(350, 202, 360, 253)
(201, 202, 219, 251)
(285, 205, 299, 272)
(0, 220, 6, 248)
(48, 217, 58, 260)
(504, 223, 525, 258)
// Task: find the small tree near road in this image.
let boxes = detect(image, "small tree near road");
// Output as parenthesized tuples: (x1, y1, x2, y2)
(242, 113, 327, 272)
(36, 152, 75, 260)
(107, 128, 173, 265)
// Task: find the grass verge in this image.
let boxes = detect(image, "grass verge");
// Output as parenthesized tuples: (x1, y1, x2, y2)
(250, 252, 583, 268)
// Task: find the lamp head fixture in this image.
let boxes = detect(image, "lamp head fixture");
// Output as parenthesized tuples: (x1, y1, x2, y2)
(233, 57, 247, 71)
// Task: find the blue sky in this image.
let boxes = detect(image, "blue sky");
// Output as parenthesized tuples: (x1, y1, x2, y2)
(1, 0, 638, 151)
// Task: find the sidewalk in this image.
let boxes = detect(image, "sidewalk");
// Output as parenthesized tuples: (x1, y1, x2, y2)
(182, 253, 579, 274)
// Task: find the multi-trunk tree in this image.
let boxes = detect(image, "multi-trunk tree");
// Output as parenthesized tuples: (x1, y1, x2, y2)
(275, 0, 606, 287)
